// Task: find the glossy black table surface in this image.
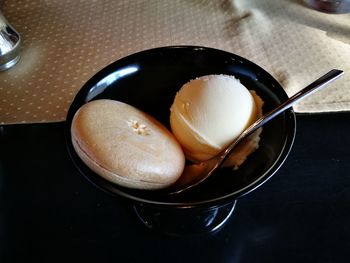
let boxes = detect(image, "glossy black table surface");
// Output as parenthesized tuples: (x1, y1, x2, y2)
(1, 113, 350, 262)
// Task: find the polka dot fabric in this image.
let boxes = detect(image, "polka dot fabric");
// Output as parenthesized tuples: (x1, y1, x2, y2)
(0, 0, 349, 124)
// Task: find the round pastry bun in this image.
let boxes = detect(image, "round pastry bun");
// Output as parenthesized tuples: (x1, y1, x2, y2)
(71, 99, 185, 190)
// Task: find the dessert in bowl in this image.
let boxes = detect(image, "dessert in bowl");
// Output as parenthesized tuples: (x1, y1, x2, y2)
(65, 46, 296, 234)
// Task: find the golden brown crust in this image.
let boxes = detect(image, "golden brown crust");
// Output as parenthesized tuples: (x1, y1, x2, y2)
(71, 99, 185, 190)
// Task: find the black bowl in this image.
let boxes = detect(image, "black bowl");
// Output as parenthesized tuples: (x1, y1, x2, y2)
(66, 46, 296, 235)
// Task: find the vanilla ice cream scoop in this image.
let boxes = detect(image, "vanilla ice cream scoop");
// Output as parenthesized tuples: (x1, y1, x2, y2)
(170, 74, 260, 162)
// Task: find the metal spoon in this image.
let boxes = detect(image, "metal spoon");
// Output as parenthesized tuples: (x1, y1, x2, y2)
(169, 69, 344, 194)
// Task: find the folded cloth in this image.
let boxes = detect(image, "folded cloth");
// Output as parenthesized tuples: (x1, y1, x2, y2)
(0, 0, 349, 124)
(229, 0, 350, 113)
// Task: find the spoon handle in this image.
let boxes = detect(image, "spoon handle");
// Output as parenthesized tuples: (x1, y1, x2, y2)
(169, 69, 344, 194)
(220, 69, 344, 164)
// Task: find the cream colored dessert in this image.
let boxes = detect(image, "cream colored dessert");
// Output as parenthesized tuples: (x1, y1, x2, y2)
(222, 91, 263, 169)
(71, 99, 185, 190)
(170, 74, 263, 168)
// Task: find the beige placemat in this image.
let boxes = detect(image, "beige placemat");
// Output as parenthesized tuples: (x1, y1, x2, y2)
(0, 0, 349, 124)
